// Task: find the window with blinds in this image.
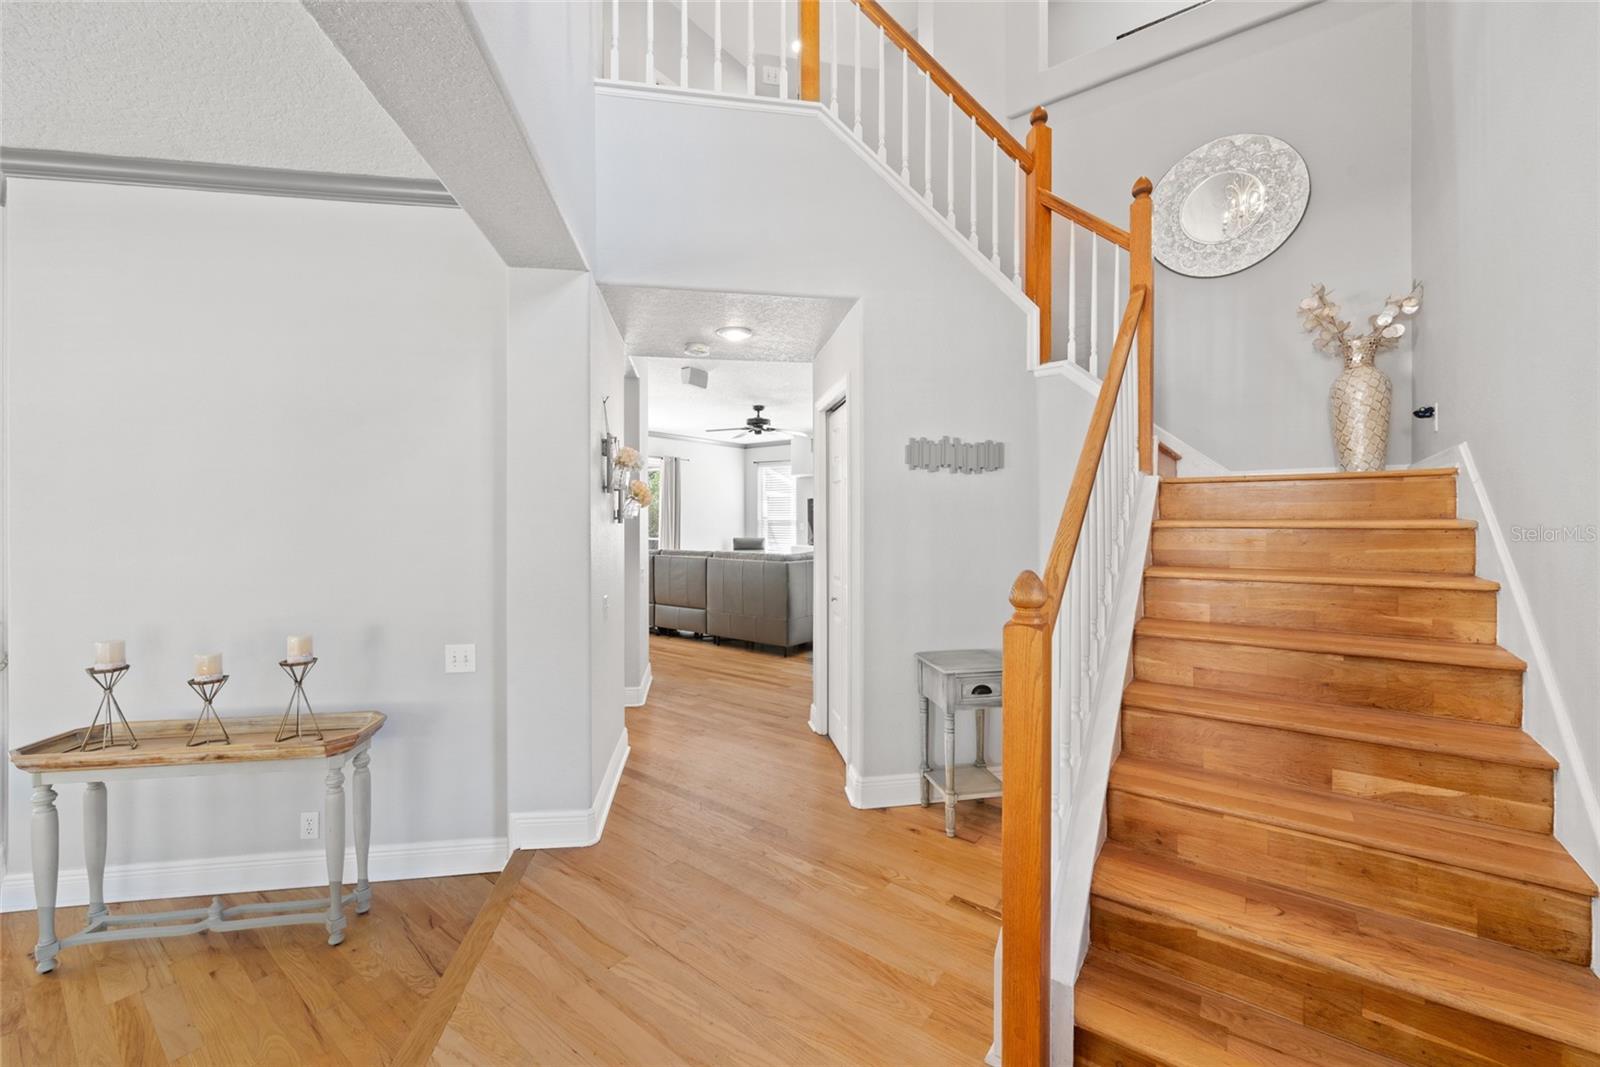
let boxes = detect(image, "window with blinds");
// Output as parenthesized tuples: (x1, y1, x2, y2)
(757, 462, 796, 550)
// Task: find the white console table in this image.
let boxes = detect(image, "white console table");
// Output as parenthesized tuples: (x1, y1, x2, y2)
(9, 711, 385, 974)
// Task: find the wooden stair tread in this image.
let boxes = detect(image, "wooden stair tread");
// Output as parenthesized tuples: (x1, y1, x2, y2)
(1153, 519, 1477, 530)
(1076, 949, 1401, 1067)
(1145, 565, 1498, 591)
(1092, 845, 1600, 1054)
(1163, 468, 1459, 485)
(1136, 617, 1526, 671)
(1110, 757, 1595, 895)
(1122, 680, 1557, 768)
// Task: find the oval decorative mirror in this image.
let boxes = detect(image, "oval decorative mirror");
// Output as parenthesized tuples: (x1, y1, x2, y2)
(1153, 134, 1309, 278)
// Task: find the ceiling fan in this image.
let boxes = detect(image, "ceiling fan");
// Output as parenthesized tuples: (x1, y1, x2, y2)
(706, 404, 809, 440)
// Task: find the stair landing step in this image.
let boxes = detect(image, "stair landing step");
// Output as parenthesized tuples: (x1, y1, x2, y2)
(1135, 617, 1525, 672)
(1092, 845, 1600, 1055)
(1110, 757, 1593, 895)
(1162, 467, 1459, 485)
(1144, 565, 1497, 591)
(1153, 519, 1476, 529)
(1076, 949, 1399, 1067)
(1122, 681, 1556, 769)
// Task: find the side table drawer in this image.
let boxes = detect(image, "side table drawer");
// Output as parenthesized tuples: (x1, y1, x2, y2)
(955, 673, 1002, 706)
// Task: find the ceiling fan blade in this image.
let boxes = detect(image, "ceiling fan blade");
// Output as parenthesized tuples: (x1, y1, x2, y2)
(705, 427, 748, 433)
(770, 427, 812, 436)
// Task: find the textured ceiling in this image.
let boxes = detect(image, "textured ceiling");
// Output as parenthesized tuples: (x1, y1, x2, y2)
(0, 1, 433, 178)
(600, 285, 854, 364)
(643, 357, 813, 442)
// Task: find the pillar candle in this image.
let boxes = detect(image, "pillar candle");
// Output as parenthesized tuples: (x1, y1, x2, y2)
(94, 640, 126, 667)
(194, 653, 223, 679)
(287, 634, 314, 661)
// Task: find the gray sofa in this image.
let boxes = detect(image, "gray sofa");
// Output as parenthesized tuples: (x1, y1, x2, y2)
(651, 549, 813, 652)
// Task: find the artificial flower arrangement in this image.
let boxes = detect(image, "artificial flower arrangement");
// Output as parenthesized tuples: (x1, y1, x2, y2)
(614, 445, 643, 472)
(1298, 281, 1423, 357)
(624, 478, 654, 517)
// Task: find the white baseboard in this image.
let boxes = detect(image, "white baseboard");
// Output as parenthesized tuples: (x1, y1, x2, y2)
(844, 767, 923, 809)
(624, 662, 653, 708)
(808, 702, 826, 735)
(508, 727, 630, 850)
(0, 835, 507, 913)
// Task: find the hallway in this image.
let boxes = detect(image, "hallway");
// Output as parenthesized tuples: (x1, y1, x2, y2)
(428, 636, 1002, 1064)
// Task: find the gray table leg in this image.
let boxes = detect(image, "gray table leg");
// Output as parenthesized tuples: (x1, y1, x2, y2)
(353, 749, 372, 914)
(975, 708, 988, 770)
(324, 764, 347, 946)
(84, 782, 109, 931)
(31, 783, 59, 973)
(943, 706, 957, 838)
(919, 696, 931, 807)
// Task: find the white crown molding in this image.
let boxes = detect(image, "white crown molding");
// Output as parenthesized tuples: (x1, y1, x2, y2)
(1, 835, 506, 913)
(0, 147, 457, 208)
(509, 728, 630, 850)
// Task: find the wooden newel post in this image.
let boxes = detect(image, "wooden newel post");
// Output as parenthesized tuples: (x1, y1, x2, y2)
(1024, 108, 1053, 365)
(800, 0, 821, 102)
(1130, 177, 1155, 473)
(1001, 569, 1052, 1066)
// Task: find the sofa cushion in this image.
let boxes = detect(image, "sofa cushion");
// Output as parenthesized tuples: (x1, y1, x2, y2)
(731, 537, 766, 551)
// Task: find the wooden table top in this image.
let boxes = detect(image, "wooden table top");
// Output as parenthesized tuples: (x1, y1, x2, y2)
(9, 712, 385, 773)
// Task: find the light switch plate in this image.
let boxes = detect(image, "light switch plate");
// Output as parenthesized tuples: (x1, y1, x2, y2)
(445, 644, 477, 673)
(761, 63, 781, 86)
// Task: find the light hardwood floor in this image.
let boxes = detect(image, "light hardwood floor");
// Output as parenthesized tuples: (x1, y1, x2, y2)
(1, 873, 496, 1065)
(429, 635, 1002, 1066)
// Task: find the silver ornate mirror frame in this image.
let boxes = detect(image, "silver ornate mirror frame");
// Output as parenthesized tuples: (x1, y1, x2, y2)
(1153, 134, 1310, 278)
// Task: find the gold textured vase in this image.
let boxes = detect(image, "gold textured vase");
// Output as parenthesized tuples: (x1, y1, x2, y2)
(1329, 338, 1391, 472)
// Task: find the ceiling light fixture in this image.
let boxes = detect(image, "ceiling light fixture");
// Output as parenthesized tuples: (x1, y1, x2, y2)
(715, 325, 754, 342)
(684, 342, 711, 356)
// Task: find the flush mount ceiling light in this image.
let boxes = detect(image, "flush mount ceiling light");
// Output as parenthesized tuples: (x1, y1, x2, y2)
(684, 341, 711, 356)
(715, 325, 754, 342)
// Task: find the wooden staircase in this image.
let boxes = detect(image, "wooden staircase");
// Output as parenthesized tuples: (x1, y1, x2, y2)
(1075, 468, 1600, 1066)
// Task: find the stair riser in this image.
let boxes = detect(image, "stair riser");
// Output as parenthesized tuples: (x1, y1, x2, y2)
(1159, 476, 1457, 521)
(1144, 577, 1497, 643)
(1121, 707, 1554, 832)
(1072, 1030, 1164, 1067)
(1089, 898, 1597, 1067)
(1134, 635, 1523, 726)
(1107, 790, 1591, 966)
(1151, 525, 1478, 574)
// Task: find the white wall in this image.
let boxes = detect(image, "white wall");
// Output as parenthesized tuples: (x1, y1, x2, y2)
(601, 89, 1038, 793)
(646, 434, 747, 551)
(1410, 1, 1600, 893)
(1044, 1, 1415, 471)
(2, 180, 507, 891)
(623, 364, 651, 697)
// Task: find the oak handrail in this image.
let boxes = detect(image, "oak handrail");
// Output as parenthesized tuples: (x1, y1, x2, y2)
(1039, 190, 1130, 250)
(848, 0, 1034, 170)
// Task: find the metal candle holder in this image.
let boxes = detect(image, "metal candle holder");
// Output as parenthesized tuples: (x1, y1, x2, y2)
(185, 675, 232, 747)
(75, 665, 139, 751)
(275, 657, 324, 742)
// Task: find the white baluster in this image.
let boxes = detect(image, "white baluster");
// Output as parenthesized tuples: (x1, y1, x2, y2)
(1089, 240, 1100, 377)
(990, 138, 1000, 267)
(922, 71, 933, 205)
(1066, 223, 1078, 367)
(609, 0, 620, 79)
(714, 0, 723, 91)
(899, 50, 910, 183)
(1012, 161, 1024, 287)
(646, 0, 656, 85)
(1113, 245, 1121, 358)
(680, 0, 689, 87)
(945, 93, 956, 226)
(829, 0, 838, 116)
(852, 8, 862, 139)
(967, 116, 978, 246)
(876, 26, 886, 161)
(778, 0, 788, 99)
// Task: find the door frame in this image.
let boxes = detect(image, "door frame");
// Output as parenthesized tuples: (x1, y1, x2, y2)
(812, 376, 865, 785)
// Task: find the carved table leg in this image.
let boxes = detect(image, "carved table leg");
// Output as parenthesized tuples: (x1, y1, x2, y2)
(324, 763, 347, 946)
(919, 696, 931, 807)
(353, 749, 372, 914)
(31, 783, 60, 973)
(943, 706, 957, 838)
(84, 782, 109, 931)
(975, 708, 988, 769)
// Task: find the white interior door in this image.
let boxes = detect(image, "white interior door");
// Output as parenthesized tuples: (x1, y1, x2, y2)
(825, 401, 849, 761)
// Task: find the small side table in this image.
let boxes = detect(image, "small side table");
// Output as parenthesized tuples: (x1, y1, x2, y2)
(915, 649, 1003, 837)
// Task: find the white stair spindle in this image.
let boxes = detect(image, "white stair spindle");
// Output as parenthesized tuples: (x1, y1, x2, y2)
(1089, 240, 1100, 377)
(1113, 246, 1121, 350)
(990, 138, 1000, 267)
(876, 26, 886, 162)
(899, 51, 910, 183)
(778, 0, 788, 99)
(853, 9, 862, 139)
(681, 0, 689, 87)
(714, 0, 723, 91)
(609, 0, 619, 79)
(922, 70, 933, 205)
(945, 94, 956, 226)
(967, 116, 978, 246)
(646, 0, 656, 85)
(829, 0, 839, 116)
(1066, 223, 1078, 367)
(1012, 161, 1024, 287)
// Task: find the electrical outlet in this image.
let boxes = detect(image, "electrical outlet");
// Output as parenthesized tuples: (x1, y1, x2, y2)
(761, 63, 781, 86)
(299, 811, 319, 840)
(445, 643, 477, 673)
